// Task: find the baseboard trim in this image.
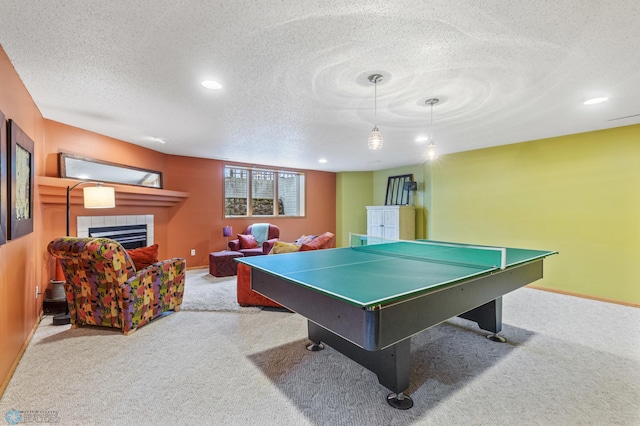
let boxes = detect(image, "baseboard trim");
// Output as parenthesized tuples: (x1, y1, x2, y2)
(0, 312, 43, 399)
(528, 285, 639, 308)
(186, 265, 208, 270)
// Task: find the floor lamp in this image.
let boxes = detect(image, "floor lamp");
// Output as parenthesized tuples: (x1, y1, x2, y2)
(66, 181, 116, 236)
(53, 181, 116, 325)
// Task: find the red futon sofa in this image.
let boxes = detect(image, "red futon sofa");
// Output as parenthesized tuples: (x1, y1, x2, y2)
(237, 231, 335, 307)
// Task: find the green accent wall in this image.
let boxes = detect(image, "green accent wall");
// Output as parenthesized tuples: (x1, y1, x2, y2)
(372, 164, 428, 239)
(430, 124, 640, 305)
(336, 124, 638, 305)
(336, 172, 373, 247)
(336, 165, 428, 246)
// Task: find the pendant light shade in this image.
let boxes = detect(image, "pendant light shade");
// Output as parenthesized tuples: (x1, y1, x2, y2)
(368, 126, 383, 150)
(426, 141, 438, 161)
(367, 74, 384, 150)
(425, 98, 439, 161)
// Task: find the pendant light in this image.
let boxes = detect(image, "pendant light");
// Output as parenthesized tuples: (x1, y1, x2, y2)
(425, 98, 439, 161)
(367, 74, 383, 150)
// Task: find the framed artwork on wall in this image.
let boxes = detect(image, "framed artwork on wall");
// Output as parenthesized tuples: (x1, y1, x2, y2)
(385, 174, 413, 205)
(0, 109, 6, 245)
(7, 119, 34, 240)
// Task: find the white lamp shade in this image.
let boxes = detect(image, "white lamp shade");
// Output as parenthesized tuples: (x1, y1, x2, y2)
(83, 186, 115, 208)
(368, 126, 383, 150)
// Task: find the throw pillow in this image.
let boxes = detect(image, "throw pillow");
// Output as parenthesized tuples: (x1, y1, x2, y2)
(295, 235, 317, 246)
(126, 244, 159, 270)
(270, 241, 300, 254)
(300, 232, 335, 251)
(238, 234, 259, 249)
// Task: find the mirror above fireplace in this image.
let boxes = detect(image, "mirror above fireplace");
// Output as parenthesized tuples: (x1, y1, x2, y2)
(60, 153, 163, 188)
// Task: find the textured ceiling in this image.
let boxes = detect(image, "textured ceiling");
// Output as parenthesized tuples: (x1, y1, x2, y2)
(1, 1, 639, 172)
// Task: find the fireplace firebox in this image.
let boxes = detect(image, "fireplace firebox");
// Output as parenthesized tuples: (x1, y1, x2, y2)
(88, 224, 148, 249)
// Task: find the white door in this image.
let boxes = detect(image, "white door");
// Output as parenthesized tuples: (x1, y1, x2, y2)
(383, 209, 398, 240)
(368, 209, 384, 237)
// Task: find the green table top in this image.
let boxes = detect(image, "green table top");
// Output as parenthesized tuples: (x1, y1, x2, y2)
(238, 240, 556, 308)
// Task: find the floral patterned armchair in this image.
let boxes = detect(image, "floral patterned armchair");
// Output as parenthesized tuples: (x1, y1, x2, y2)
(47, 237, 186, 335)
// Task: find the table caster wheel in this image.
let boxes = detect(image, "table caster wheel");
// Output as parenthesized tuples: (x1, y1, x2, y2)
(387, 392, 413, 410)
(306, 342, 324, 351)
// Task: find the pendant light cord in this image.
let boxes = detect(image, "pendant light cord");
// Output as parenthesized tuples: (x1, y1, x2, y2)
(430, 102, 433, 142)
(425, 98, 439, 143)
(374, 80, 378, 125)
(366, 74, 384, 150)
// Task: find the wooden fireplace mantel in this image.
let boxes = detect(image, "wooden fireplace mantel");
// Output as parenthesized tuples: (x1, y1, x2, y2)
(37, 176, 189, 208)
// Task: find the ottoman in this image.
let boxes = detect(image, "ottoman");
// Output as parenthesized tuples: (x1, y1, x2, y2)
(209, 251, 243, 277)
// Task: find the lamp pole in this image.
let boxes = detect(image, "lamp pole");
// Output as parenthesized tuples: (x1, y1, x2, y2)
(67, 182, 90, 236)
(55, 181, 113, 326)
(66, 181, 113, 236)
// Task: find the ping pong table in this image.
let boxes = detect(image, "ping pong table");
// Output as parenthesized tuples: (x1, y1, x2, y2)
(238, 235, 556, 409)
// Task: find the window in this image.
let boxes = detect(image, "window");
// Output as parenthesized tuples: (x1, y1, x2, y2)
(225, 165, 305, 217)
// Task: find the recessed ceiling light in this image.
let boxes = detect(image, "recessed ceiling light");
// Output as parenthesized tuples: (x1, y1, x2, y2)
(148, 136, 167, 144)
(584, 97, 608, 105)
(318, 158, 328, 163)
(201, 80, 222, 90)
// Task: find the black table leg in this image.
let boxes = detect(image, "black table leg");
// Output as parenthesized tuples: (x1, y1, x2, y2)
(307, 321, 413, 409)
(458, 296, 506, 342)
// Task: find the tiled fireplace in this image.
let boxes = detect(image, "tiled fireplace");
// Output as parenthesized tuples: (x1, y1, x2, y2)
(77, 215, 154, 248)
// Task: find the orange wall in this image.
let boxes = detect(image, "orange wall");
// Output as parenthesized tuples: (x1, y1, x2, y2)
(0, 46, 46, 392)
(166, 156, 336, 266)
(41, 126, 337, 267)
(41, 120, 172, 262)
(1, 44, 337, 394)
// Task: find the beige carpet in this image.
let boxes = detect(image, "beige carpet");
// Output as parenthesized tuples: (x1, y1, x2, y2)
(1, 288, 639, 425)
(181, 268, 260, 313)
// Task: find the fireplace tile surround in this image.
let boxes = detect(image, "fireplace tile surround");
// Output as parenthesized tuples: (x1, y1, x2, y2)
(77, 215, 154, 245)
